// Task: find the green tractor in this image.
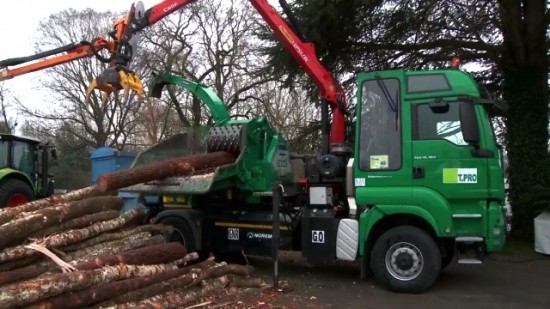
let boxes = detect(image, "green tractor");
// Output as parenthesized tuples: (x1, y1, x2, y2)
(0, 134, 56, 208)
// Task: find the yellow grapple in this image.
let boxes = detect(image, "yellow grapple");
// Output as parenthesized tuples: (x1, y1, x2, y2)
(86, 67, 143, 103)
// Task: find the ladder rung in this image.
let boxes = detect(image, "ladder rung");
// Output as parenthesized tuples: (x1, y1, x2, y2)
(456, 236, 483, 242)
(457, 258, 483, 265)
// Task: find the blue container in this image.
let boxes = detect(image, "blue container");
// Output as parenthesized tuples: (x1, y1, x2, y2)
(89, 147, 137, 185)
(90, 148, 146, 213)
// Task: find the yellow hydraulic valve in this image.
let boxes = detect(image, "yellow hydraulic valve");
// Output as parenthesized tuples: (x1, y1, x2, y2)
(86, 67, 143, 103)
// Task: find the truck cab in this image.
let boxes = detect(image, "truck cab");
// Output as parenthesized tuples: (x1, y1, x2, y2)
(346, 68, 506, 291)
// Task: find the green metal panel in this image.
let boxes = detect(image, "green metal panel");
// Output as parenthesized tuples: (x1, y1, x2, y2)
(354, 68, 506, 254)
(149, 72, 231, 124)
(0, 168, 36, 193)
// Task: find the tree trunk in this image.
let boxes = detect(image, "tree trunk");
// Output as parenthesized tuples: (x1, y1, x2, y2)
(93, 259, 220, 308)
(0, 186, 104, 226)
(29, 258, 216, 309)
(62, 224, 172, 252)
(0, 263, 178, 308)
(114, 276, 229, 309)
(0, 257, 38, 272)
(70, 234, 165, 264)
(0, 197, 123, 249)
(29, 210, 121, 239)
(498, 0, 549, 236)
(73, 242, 186, 271)
(0, 241, 183, 288)
(0, 208, 146, 264)
(96, 151, 235, 192)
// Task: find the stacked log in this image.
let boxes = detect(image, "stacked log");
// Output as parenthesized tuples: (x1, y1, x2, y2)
(0, 152, 267, 308)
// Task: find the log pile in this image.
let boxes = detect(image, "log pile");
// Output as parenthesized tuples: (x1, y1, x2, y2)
(0, 152, 267, 308)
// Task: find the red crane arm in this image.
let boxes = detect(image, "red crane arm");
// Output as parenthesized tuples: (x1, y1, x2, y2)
(140, 0, 198, 28)
(249, 0, 346, 145)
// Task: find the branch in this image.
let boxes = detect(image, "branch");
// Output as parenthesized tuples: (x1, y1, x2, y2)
(354, 38, 502, 53)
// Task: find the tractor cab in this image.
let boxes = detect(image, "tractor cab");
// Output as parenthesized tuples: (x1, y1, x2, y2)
(0, 134, 56, 208)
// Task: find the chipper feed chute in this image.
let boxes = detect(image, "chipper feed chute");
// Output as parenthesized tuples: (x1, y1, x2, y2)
(122, 124, 246, 195)
(120, 72, 292, 196)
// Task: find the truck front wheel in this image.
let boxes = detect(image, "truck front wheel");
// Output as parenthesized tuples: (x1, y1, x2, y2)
(370, 225, 441, 293)
(0, 179, 35, 208)
(158, 216, 197, 253)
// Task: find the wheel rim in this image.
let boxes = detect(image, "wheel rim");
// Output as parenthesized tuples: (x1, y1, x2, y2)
(171, 229, 187, 247)
(6, 193, 29, 208)
(385, 241, 424, 281)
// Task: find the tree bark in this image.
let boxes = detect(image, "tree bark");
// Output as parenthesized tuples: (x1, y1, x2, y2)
(62, 224, 172, 252)
(0, 197, 123, 249)
(0, 208, 146, 264)
(0, 241, 182, 288)
(95, 263, 252, 308)
(96, 151, 235, 192)
(0, 257, 38, 272)
(113, 276, 229, 309)
(73, 242, 186, 271)
(29, 210, 121, 239)
(0, 186, 105, 226)
(29, 258, 216, 309)
(70, 234, 165, 264)
(498, 0, 550, 235)
(0, 263, 178, 308)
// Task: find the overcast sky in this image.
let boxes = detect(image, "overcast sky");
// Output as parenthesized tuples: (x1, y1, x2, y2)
(0, 0, 158, 126)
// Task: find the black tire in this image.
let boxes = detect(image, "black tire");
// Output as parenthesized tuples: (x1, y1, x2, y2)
(370, 226, 441, 293)
(0, 178, 35, 209)
(158, 216, 197, 252)
(441, 253, 454, 270)
(441, 243, 455, 270)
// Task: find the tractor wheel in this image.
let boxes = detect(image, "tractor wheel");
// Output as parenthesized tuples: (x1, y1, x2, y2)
(0, 178, 35, 208)
(158, 216, 197, 252)
(370, 225, 441, 293)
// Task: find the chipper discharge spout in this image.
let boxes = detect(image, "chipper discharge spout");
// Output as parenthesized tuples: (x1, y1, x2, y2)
(121, 72, 293, 195)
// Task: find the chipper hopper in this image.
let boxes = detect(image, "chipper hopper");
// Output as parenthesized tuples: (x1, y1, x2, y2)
(122, 72, 294, 196)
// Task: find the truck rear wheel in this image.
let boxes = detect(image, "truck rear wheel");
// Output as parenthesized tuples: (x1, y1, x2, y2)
(158, 216, 197, 252)
(370, 225, 441, 293)
(0, 179, 34, 208)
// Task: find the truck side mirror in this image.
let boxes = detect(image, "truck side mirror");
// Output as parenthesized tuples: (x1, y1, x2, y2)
(459, 100, 480, 147)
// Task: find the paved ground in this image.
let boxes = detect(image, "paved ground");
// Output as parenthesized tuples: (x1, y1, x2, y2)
(232, 249, 550, 309)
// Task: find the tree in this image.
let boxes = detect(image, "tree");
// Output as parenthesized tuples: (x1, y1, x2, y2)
(261, 0, 549, 235)
(139, 0, 275, 129)
(0, 85, 19, 134)
(19, 120, 91, 190)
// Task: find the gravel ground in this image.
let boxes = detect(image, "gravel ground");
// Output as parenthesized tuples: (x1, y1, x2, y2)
(216, 250, 550, 309)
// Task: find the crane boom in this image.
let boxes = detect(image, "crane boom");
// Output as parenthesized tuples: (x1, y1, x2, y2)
(249, 0, 347, 146)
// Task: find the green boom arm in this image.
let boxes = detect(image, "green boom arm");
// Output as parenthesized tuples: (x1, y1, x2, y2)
(148, 72, 231, 124)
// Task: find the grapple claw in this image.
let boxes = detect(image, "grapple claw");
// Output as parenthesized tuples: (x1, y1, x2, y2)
(85, 67, 143, 103)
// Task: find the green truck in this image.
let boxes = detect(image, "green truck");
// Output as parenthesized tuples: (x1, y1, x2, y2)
(0, 134, 56, 208)
(122, 68, 507, 293)
(119, 0, 507, 294)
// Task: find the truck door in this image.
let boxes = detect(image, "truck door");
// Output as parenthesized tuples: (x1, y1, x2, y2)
(354, 71, 413, 207)
(410, 99, 489, 222)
